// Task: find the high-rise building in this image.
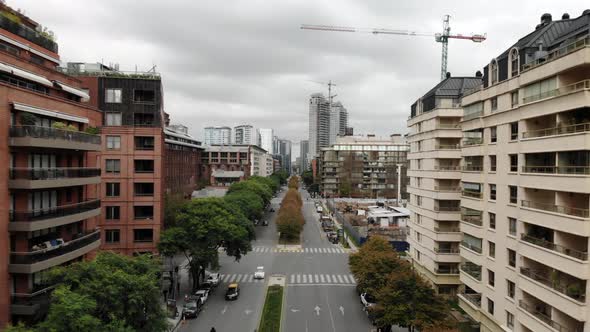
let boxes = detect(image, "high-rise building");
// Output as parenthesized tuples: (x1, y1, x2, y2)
(278, 139, 292, 174)
(0, 4, 102, 325)
(319, 135, 409, 198)
(258, 128, 274, 153)
(329, 101, 348, 145)
(234, 124, 256, 145)
(70, 62, 165, 256)
(406, 76, 481, 300)
(309, 93, 331, 157)
(300, 140, 310, 172)
(409, 12, 590, 332)
(272, 135, 280, 155)
(204, 126, 231, 145)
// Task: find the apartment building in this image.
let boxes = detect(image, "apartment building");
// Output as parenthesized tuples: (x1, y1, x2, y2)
(258, 128, 274, 153)
(234, 124, 257, 145)
(204, 126, 231, 145)
(67, 62, 165, 256)
(164, 124, 204, 199)
(406, 76, 481, 299)
(319, 135, 409, 199)
(0, 4, 102, 326)
(309, 93, 331, 158)
(329, 101, 348, 145)
(202, 145, 269, 186)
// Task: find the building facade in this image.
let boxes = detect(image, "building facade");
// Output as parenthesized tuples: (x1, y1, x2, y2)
(164, 124, 204, 199)
(329, 101, 348, 145)
(204, 126, 231, 145)
(0, 5, 103, 325)
(319, 135, 409, 199)
(406, 76, 481, 299)
(234, 124, 256, 145)
(309, 93, 331, 158)
(202, 145, 268, 186)
(300, 139, 310, 172)
(258, 128, 273, 153)
(277, 138, 292, 174)
(69, 63, 165, 256)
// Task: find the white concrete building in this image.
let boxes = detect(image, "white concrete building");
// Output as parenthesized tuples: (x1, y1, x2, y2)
(258, 128, 274, 153)
(234, 124, 257, 145)
(204, 126, 231, 145)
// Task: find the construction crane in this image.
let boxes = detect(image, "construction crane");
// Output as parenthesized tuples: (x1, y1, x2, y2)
(307, 80, 337, 103)
(301, 15, 486, 81)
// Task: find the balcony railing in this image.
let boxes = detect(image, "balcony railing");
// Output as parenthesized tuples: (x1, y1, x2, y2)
(435, 144, 460, 150)
(433, 226, 461, 233)
(0, 15, 58, 52)
(461, 242, 483, 254)
(518, 301, 580, 332)
(521, 166, 590, 175)
(462, 138, 483, 146)
(10, 230, 100, 265)
(9, 167, 101, 180)
(463, 111, 483, 121)
(10, 126, 101, 145)
(434, 247, 460, 254)
(462, 190, 483, 199)
(461, 165, 483, 172)
(522, 122, 590, 139)
(434, 267, 459, 275)
(521, 234, 588, 261)
(10, 199, 100, 222)
(434, 186, 461, 192)
(460, 293, 481, 307)
(523, 79, 590, 104)
(433, 166, 461, 171)
(522, 36, 590, 73)
(521, 200, 590, 218)
(520, 267, 586, 302)
(434, 206, 461, 212)
(460, 264, 482, 281)
(436, 124, 460, 129)
(461, 212, 483, 226)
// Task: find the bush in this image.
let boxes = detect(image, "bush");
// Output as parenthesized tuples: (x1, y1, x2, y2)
(258, 285, 283, 332)
(84, 126, 100, 135)
(19, 112, 37, 126)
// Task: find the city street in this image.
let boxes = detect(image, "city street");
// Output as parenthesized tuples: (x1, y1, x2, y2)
(178, 188, 375, 331)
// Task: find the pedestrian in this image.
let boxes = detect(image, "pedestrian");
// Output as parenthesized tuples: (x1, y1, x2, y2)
(210, 328, 216, 332)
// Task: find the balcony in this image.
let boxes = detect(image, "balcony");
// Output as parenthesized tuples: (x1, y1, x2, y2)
(523, 122, 590, 139)
(434, 247, 460, 254)
(461, 165, 483, 172)
(462, 190, 483, 199)
(462, 137, 483, 147)
(9, 199, 101, 232)
(521, 234, 588, 261)
(460, 263, 482, 281)
(9, 229, 101, 274)
(523, 79, 590, 104)
(459, 292, 481, 308)
(0, 15, 58, 52)
(522, 36, 589, 73)
(9, 167, 101, 189)
(9, 126, 101, 151)
(522, 200, 589, 218)
(435, 144, 460, 150)
(434, 266, 459, 275)
(522, 166, 590, 175)
(520, 267, 586, 303)
(10, 286, 53, 317)
(461, 208, 483, 226)
(461, 241, 483, 254)
(519, 300, 583, 332)
(434, 205, 460, 212)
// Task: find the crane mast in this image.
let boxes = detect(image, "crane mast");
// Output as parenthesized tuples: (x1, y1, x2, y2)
(301, 15, 486, 81)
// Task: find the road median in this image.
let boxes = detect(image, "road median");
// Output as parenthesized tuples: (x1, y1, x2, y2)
(258, 275, 286, 332)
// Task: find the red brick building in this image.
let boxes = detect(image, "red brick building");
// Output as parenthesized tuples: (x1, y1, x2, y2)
(164, 124, 204, 199)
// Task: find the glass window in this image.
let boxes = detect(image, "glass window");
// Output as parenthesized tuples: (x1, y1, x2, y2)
(490, 97, 498, 111)
(488, 298, 494, 315)
(523, 76, 556, 102)
(133, 90, 156, 103)
(507, 280, 515, 298)
(509, 186, 517, 204)
(508, 218, 517, 236)
(106, 182, 120, 197)
(105, 206, 120, 220)
(511, 91, 519, 107)
(490, 155, 497, 172)
(511, 49, 519, 77)
(510, 122, 519, 140)
(488, 269, 495, 287)
(105, 88, 122, 103)
(105, 113, 122, 126)
(490, 126, 497, 143)
(134, 206, 154, 219)
(508, 249, 516, 267)
(491, 60, 498, 84)
(135, 136, 155, 150)
(489, 184, 496, 201)
(509, 154, 518, 172)
(105, 159, 120, 173)
(506, 311, 514, 329)
(105, 229, 120, 243)
(134, 182, 154, 196)
(106, 136, 121, 149)
(488, 241, 495, 258)
(134, 159, 155, 173)
(134, 229, 153, 243)
(489, 212, 496, 228)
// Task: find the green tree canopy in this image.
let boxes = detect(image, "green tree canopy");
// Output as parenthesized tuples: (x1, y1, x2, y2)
(225, 190, 265, 221)
(301, 170, 313, 187)
(227, 180, 272, 204)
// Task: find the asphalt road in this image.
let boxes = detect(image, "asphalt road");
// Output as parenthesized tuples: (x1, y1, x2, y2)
(179, 187, 375, 332)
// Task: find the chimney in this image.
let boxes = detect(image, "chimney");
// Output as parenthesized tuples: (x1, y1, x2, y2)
(445, 72, 451, 79)
(475, 70, 483, 78)
(541, 13, 552, 25)
(562, 13, 570, 19)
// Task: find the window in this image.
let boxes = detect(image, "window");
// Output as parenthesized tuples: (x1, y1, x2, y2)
(508, 218, 517, 236)
(134, 229, 154, 243)
(416, 177, 422, 188)
(506, 311, 514, 329)
(511, 91, 519, 107)
(106, 136, 121, 149)
(30, 54, 44, 65)
(135, 136, 155, 150)
(488, 270, 495, 287)
(134, 206, 154, 219)
(489, 184, 496, 201)
(105, 229, 120, 243)
(509, 186, 517, 204)
(488, 241, 496, 258)
(415, 214, 422, 224)
(105, 88, 122, 103)
(507, 280, 515, 298)
(510, 122, 519, 140)
(105, 206, 120, 220)
(508, 249, 516, 267)
(416, 232, 422, 242)
(134, 159, 155, 173)
(0, 40, 20, 56)
(416, 250, 421, 261)
(523, 76, 556, 103)
(134, 182, 154, 196)
(106, 182, 120, 197)
(490, 126, 497, 143)
(491, 59, 498, 84)
(133, 89, 156, 103)
(509, 154, 518, 172)
(487, 298, 494, 315)
(490, 97, 498, 111)
(416, 141, 422, 151)
(489, 212, 496, 228)
(105, 113, 122, 126)
(490, 155, 497, 172)
(416, 195, 422, 206)
(105, 159, 121, 174)
(510, 49, 519, 77)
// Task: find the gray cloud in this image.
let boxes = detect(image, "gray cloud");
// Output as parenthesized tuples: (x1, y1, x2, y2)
(11, 0, 590, 153)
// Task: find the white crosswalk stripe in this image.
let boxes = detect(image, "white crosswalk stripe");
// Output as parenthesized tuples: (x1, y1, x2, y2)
(302, 275, 307, 283)
(337, 275, 343, 283)
(248, 275, 254, 283)
(320, 274, 325, 283)
(342, 275, 350, 283)
(290, 275, 295, 284)
(315, 275, 320, 283)
(229, 274, 236, 282)
(325, 275, 332, 283)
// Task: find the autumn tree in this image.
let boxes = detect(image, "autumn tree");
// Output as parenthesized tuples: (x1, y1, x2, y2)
(276, 188, 305, 241)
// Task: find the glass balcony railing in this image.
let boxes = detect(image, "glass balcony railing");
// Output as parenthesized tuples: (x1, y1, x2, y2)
(10, 230, 100, 265)
(520, 267, 586, 302)
(460, 293, 481, 307)
(521, 234, 588, 261)
(523, 79, 590, 104)
(434, 267, 459, 275)
(460, 264, 482, 281)
(518, 301, 581, 332)
(462, 138, 483, 146)
(10, 199, 100, 222)
(521, 200, 590, 218)
(461, 241, 483, 254)
(434, 247, 460, 254)
(0, 15, 58, 52)
(9, 167, 100, 180)
(434, 206, 461, 212)
(522, 37, 590, 73)
(461, 165, 483, 172)
(10, 126, 101, 145)
(522, 122, 590, 139)
(521, 166, 590, 175)
(435, 144, 460, 150)
(462, 190, 483, 199)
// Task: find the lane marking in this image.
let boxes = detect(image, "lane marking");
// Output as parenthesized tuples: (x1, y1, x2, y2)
(308, 274, 313, 284)
(342, 275, 350, 283)
(315, 275, 319, 283)
(337, 275, 343, 283)
(302, 274, 307, 283)
(320, 274, 325, 283)
(325, 275, 331, 283)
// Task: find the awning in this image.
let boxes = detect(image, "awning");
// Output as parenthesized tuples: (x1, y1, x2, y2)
(0, 32, 60, 64)
(164, 138, 203, 149)
(0, 62, 53, 86)
(53, 81, 90, 101)
(211, 170, 244, 178)
(12, 102, 89, 124)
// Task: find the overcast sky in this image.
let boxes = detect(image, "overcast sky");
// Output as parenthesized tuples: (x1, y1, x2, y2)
(11, 0, 589, 158)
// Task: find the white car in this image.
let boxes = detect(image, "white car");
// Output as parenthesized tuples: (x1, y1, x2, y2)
(254, 266, 265, 279)
(194, 289, 209, 304)
(360, 292, 376, 309)
(207, 273, 220, 286)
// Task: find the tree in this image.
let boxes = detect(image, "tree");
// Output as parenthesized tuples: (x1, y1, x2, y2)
(225, 190, 265, 221)
(227, 180, 272, 204)
(163, 193, 187, 228)
(276, 188, 304, 241)
(158, 198, 254, 291)
(301, 170, 314, 187)
(339, 177, 352, 197)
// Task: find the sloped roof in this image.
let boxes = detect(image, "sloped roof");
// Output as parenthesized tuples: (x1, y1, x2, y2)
(421, 77, 482, 99)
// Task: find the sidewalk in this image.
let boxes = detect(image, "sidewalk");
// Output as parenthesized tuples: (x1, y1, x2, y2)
(166, 258, 193, 332)
(317, 198, 358, 252)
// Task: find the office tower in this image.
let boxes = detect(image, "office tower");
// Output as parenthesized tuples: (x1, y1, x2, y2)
(204, 126, 231, 145)
(258, 128, 274, 153)
(234, 124, 256, 145)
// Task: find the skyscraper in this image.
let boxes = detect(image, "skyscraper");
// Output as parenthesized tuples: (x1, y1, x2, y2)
(234, 124, 256, 145)
(308, 93, 331, 157)
(300, 140, 310, 172)
(204, 126, 231, 145)
(258, 128, 274, 153)
(278, 139, 292, 174)
(329, 101, 348, 145)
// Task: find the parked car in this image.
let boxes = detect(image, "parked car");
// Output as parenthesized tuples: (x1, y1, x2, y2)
(199, 282, 213, 293)
(206, 273, 220, 287)
(225, 283, 240, 300)
(269, 208, 275, 212)
(254, 266, 265, 279)
(360, 292, 376, 310)
(262, 220, 269, 226)
(181, 301, 200, 319)
(254, 219, 260, 226)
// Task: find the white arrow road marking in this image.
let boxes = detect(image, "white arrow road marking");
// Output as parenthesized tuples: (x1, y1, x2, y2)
(221, 305, 227, 315)
(339, 306, 344, 316)
(314, 306, 321, 316)
(245, 309, 253, 315)
(290, 308, 300, 313)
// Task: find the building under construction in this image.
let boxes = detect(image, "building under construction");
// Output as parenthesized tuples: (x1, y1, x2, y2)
(319, 134, 409, 199)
